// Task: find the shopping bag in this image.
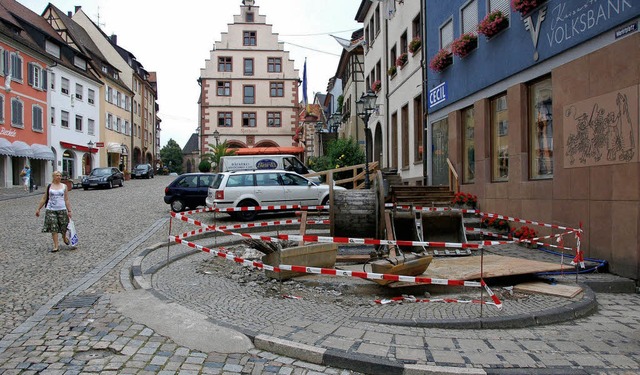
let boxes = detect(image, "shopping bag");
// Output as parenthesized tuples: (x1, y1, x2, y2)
(66, 220, 79, 246)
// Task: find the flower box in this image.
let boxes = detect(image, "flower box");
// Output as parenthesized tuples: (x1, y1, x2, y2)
(451, 33, 478, 58)
(478, 10, 509, 39)
(408, 36, 422, 54)
(387, 65, 397, 77)
(371, 80, 381, 93)
(512, 0, 541, 16)
(428, 49, 453, 73)
(395, 52, 408, 67)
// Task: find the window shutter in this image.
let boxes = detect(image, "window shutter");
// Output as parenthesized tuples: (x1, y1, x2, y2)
(462, 0, 479, 34)
(489, 0, 510, 18)
(27, 63, 34, 86)
(3, 51, 9, 76)
(42, 70, 47, 91)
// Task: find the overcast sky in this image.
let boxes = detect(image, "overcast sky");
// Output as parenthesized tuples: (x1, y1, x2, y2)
(20, 0, 362, 148)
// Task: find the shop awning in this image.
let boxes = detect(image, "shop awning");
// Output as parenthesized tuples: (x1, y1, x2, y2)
(107, 142, 127, 155)
(231, 146, 305, 156)
(0, 137, 15, 156)
(60, 141, 98, 153)
(31, 144, 55, 160)
(12, 140, 33, 158)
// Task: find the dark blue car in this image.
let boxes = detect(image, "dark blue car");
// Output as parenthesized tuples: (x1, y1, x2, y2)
(82, 167, 124, 190)
(164, 173, 216, 212)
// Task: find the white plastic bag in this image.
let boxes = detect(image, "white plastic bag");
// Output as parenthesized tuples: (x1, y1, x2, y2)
(66, 220, 79, 246)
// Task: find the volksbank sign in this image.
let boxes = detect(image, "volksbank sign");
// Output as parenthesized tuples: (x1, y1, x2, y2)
(429, 82, 447, 108)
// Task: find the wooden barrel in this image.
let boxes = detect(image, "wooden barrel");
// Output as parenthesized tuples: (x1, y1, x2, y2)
(333, 189, 377, 239)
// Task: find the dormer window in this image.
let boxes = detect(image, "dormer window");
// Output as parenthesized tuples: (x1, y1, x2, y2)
(73, 56, 87, 70)
(45, 41, 60, 58)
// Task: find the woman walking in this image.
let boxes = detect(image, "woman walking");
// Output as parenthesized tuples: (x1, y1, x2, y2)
(21, 165, 31, 192)
(35, 171, 72, 252)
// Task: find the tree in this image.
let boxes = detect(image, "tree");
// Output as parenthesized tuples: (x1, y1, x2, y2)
(203, 141, 237, 172)
(159, 139, 183, 174)
(307, 137, 364, 182)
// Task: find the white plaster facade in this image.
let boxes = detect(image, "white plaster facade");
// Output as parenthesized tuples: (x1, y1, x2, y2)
(48, 64, 102, 180)
(199, 0, 300, 153)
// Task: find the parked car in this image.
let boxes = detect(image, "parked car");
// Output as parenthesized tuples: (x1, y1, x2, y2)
(132, 163, 154, 179)
(164, 173, 217, 212)
(206, 170, 345, 221)
(81, 167, 125, 190)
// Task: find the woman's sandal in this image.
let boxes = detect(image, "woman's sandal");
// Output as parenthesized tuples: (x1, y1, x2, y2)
(50, 248, 59, 253)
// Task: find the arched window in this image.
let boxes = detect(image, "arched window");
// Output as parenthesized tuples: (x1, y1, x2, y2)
(62, 150, 75, 179)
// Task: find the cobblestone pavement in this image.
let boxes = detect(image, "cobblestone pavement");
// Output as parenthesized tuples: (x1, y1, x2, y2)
(0, 179, 360, 374)
(1, 180, 640, 374)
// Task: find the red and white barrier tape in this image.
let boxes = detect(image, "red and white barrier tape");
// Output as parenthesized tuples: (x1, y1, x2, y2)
(169, 235, 502, 309)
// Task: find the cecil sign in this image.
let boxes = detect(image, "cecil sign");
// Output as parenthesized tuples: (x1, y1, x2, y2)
(429, 82, 447, 108)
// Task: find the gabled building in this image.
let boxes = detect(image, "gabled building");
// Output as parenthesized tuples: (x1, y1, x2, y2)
(43, 4, 132, 171)
(199, 0, 301, 158)
(70, 7, 157, 173)
(0, 0, 55, 187)
(425, 0, 640, 280)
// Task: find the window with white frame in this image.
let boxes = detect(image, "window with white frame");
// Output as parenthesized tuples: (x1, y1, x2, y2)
(73, 56, 87, 70)
(88, 118, 95, 135)
(61, 77, 69, 95)
(28, 62, 46, 90)
(75, 115, 82, 131)
(461, 0, 478, 34)
(88, 88, 95, 104)
(124, 120, 130, 135)
(61, 110, 69, 128)
(116, 117, 121, 133)
(125, 96, 130, 111)
(11, 97, 23, 127)
(440, 19, 454, 49)
(32, 105, 43, 131)
(106, 113, 113, 130)
(117, 92, 122, 107)
(10, 53, 23, 81)
(75, 83, 83, 100)
(107, 87, 113, 103)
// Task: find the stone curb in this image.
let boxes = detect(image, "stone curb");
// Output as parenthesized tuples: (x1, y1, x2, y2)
(126, 236, 604, 375)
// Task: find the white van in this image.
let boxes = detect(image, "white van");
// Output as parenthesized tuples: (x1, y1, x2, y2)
(219, 154, 315, 176)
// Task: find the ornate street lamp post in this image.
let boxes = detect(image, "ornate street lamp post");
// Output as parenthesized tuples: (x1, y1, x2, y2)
(356, 89, 378, 189)
(87, 140, 94, 174)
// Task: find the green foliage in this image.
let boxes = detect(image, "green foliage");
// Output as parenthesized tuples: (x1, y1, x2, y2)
(198, 160, 212, 172)
(203, 141, 237, 172)
(159, 139, 183, 174)
(337, 95, 344, 113)
(307, 137, 365, 182)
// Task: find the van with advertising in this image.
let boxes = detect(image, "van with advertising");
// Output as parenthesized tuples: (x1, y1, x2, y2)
(218, 154, 319, 181)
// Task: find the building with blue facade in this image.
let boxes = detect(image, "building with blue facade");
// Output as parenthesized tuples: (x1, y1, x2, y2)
(424, 0, 639, 280)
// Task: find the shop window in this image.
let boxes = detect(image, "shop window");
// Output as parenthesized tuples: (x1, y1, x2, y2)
(491, 94, 508, 181)
(529, 78, 553, 179)
(462, 106, 475, 183)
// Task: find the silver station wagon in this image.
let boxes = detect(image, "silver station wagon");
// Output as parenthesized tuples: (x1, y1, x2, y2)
(206, 170, 344, 221)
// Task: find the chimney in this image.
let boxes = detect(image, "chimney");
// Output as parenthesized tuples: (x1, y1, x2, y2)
(110, 34, 117, 44)
(75, 6, 81, 13)
(67, 11, 72, 17)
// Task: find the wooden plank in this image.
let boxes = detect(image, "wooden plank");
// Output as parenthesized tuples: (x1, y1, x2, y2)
(336, 254, 370, 263)
(514, 281, 583, 298)
(298, 211, 307, 246)
(385, 211, 397, 258)
(422, 254, 567, 280)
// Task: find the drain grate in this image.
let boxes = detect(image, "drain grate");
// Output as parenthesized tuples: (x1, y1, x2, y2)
(53, 294, 101, 309)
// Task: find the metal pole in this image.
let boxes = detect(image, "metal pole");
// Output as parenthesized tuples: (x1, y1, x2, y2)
(364, 117, 370, 189)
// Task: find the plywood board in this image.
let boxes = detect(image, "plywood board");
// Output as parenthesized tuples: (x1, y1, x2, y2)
(514, 281, 583, 298)
(423, 254, 567, 280)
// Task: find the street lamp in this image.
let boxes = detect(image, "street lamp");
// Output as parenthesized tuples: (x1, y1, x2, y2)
(356, 89, 378, 189)
(120, 143, 126, 171)
(87, 140, 94, 174)
(328, 112, 342, 136)
(314, 121, 324, 157)
(213, 129, 220, 146)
